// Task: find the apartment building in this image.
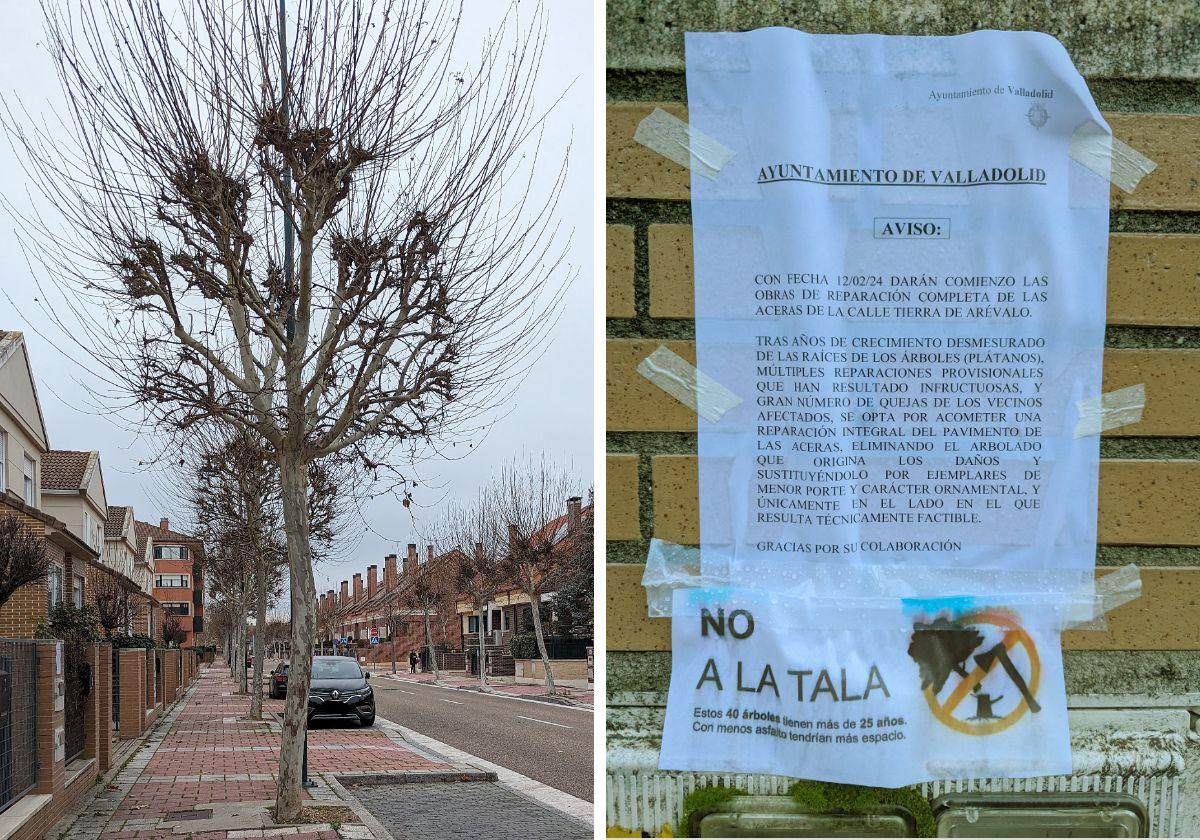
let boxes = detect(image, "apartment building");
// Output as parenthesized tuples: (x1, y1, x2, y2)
(138, 517, 206, 647)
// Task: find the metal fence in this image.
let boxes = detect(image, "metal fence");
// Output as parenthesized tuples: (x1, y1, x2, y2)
(0, 639, 38, 814)
(111, 647, 120, 725)
(154, 652, 163, 705)
(63, 642, 88, 764)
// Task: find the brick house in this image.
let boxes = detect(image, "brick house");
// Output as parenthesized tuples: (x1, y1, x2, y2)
(319, 496, 592, 674)
(455, 496, 593, 674)
(323, 544, 461, 663)
(137, 518, 205, 647)
(0, 332, 104, 635)
(0, 333, 162, 638)
(104, 505, 155, 636)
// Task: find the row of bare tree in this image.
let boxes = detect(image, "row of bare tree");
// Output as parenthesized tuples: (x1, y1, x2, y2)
(316, 457, 592, 695)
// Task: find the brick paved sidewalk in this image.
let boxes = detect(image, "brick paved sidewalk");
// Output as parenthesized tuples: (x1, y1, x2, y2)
(379, 671, 594, 707)
(49, 660, 458, 840)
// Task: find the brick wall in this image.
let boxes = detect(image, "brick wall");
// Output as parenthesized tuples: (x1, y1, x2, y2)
(117, 648, 144, 740)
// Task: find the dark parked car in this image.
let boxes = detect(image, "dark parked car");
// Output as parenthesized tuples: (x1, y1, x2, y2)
(269, 663, 288, 699)
(308, 656, 375, 726)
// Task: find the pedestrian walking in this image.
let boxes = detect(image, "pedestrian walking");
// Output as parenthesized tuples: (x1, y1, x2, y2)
(409, 650, 419, 674)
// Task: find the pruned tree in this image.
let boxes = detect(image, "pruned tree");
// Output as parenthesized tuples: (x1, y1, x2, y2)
(315, 595, 340, 656)
(5, 0, 566, 820)
(439, 497, 506, 690)
(0, 515, 51, 609)
(401, 549, 460, 681)
(492, 454, 582, 694)
(92, 571, 136, 638)
(188, 427, 347, 719)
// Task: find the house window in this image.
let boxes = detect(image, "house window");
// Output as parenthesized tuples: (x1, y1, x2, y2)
(22, 455, 35, 506)
(164, 602, 189, 616)
(72, 575, 83, 609)
(153, 545, 189, 560)
(0, 430, 6, 492)
(467, 615, 479, 633)
(47, 565, 63, 611)
(155, 574, 189, 588)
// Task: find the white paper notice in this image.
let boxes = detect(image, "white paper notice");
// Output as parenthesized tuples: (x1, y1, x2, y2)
(659, 588, 1071, 786)
(662, 29, 1110, 784)
(686, 29, 1110, 596)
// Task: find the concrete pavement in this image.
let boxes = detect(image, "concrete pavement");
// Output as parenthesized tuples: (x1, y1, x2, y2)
(48, 660, 461, 839)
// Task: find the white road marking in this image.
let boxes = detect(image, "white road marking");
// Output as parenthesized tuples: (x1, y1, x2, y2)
(440, 698, 464, 705)
(396, 689, 416, 695)
(516, 715, 571, 729)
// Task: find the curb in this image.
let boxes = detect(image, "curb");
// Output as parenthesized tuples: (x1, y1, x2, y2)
(334, 769, 499, 786)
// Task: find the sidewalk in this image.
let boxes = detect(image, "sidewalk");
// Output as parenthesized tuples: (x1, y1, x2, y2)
(379, 671, 594, 707)
(50, 660, 459, 840)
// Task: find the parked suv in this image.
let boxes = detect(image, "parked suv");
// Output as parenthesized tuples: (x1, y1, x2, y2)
(307, 656, 375, 726)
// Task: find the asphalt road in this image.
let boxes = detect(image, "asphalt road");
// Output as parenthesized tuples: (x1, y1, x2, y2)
(368, 677, 594, 802)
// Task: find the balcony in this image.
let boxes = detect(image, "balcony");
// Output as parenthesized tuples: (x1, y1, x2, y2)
(463, 629, 512, 649)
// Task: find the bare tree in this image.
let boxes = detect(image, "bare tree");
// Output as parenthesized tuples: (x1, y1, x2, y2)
(438, 498, 506, 690)
(315, 596, 340, 656)
(92, 571, 136, 638)
(492, 455, 581, 693)
(161, 612, 187, 647)
(188, 428, 346, 719)
(6, 0, 565, 820)
(0, 515, 51, 609)
(401, 550, 460, 681)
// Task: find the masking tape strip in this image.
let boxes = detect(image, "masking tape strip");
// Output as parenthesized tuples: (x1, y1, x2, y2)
(1064, 564, 1142, 631)
(1069, 125, 1157, 193)
(633, 107, 735, 180)
(1073, 383, 1145, 437)
(637, 345, 743, 423)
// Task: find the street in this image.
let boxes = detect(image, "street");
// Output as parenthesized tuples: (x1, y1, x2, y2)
(369, 674, 594, 801)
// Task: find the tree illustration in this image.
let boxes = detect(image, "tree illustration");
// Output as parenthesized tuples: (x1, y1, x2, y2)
(907, 618, 984, 693)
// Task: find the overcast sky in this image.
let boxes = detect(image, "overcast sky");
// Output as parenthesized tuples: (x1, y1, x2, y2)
(0, 1, 593, 598)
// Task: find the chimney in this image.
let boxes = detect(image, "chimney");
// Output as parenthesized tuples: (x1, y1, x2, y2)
(367, 565, 378, 599)
(353, 573, 363, 603)
(384, 554, 397, 589)
(404, 544, 417, 579)
(567, 496, 582, 534)
(426, 545, 434, 565)
(159, 517, 169, 531)
(340, 580, 349, 605)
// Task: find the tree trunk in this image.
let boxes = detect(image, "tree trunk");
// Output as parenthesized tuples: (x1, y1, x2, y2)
(239, 589, 250, 695)
(250, 578, 268, 719)
(275, 450, 317, 823)
(526, 583, 556, 694)
(390, 621, 398, 673)
(476, 602, 489, 690)
(423, 607, 441, 682)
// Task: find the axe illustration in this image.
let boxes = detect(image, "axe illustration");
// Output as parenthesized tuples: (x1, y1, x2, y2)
(974, 642, 1040, 713)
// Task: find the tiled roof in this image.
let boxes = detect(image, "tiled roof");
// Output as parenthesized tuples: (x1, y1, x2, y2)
(105, 505, 132, 540)
(41, 450, 97, 492)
